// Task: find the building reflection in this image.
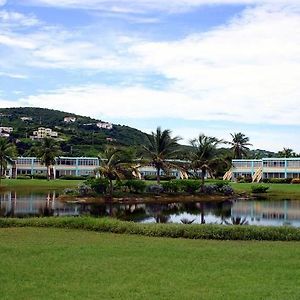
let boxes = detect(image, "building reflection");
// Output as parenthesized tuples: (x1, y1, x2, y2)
(0, 191, 79, 217)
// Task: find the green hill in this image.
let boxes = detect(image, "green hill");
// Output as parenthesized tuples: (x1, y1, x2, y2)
(0, 107, 149, 156)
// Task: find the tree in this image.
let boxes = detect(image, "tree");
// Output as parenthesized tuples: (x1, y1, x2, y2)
(143, 127, 182, 183)
(36, 138, 60, 180)
(227, 132, 252, 159)
(0, 138, 17, 183)
(277, 148, 296, 158)
(189, 134, 222, 187)
(96, 146, 137, 197)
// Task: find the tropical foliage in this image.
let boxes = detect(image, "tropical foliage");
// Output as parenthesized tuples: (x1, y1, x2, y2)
(0, 138, 17, 181)
(143, 127, 182, 183)
(226, 132, 252, 159)
(95, 146, 139, 196)
(189, 134, 223, 187)
(36, 138, 60, 180)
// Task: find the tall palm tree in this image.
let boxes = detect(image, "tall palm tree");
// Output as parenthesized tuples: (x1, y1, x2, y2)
(227, 132, 252, 159)
(0, 138, 17, 183)
(189, 134, 222, 187)
(143, 127, 182, 183)
(36, 138, 60, 180)
(277, 148, 295, 158)
(96, 146, 137, 197)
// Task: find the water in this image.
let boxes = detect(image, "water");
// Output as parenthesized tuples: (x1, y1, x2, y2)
(1, 190, 300, 227)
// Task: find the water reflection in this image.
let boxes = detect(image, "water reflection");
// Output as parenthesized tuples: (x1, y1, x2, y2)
(2, 190, 300, 227)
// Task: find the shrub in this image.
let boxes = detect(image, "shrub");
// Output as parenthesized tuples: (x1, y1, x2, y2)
(251, 185, 269, 193)
(2, 217, 300, 241)
(180, 180, 201, 194)
(124, 180, 147, 193)
(78, 184, 93, 196)
(201, 184, 218, 195)
(32, 174, 47, 179)
(146, 184, 163, 194)
(59, 175, 88, 180)
(220, 185, 234, 196)
(162, 180, 182, 193)
(85, 178, 109, 194)
(214, 181, 230, 189)
(144, 175, 176, 181)
(16, 175, 32, 180)
(291, 178, 300, 184)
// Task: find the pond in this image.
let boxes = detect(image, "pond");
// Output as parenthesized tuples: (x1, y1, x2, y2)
(1, 189, 300, 227)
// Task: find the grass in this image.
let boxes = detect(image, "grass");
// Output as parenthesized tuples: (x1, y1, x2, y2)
(0, 178, 83, 191)
(1, 227, 300, 299)
(230, 182, 300, 199)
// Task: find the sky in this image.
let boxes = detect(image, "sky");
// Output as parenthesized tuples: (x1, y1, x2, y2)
(0, 0, 300, 152)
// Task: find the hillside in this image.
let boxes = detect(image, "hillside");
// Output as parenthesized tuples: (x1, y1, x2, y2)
(0, 107, 149, 156)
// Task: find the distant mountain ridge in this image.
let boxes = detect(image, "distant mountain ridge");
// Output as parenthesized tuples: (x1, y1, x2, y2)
(0, 107, 149, 156)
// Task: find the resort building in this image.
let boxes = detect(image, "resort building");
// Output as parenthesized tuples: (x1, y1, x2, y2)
(96, 122, 113, 130)
(10, 157, 99, 178)
(20, 117, 33, 121)
(64, 116, 76, 123)
(224, 158, 300, 182)
(0, 126, 13, 137)
(4, 157, 187, 179)
(30, 127, 58, 140)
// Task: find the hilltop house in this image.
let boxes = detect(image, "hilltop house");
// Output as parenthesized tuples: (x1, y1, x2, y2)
(30, 127, 58, 140)
(64, 116, 76, 123)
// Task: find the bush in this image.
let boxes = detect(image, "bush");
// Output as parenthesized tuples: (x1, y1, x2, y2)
(78, 184, 93, 196)
(291, 178, 300, 184)
(220, 185, 234, 196)
(251, 185, 269, 193)
(32, 174, 47, 179)
(146, 184, 163, 194)
(144, 175, 176, 181)
(63, 188, 77, 195)
(59, 175, 88, 180)
(180, 180, 201, 194)
(162, 180, 182, 193)
(16, 175, 32, 180)
(2, 217, 300, 241)
(201, 184, 218, 195)
(85, 178, 109, 194)
(262, 178, 292, 184)
(124, 180, 147, 193)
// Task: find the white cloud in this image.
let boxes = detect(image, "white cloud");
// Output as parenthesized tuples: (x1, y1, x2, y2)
(0, 10, 40, 27)
(0, 71, 27, 79)
(22, 0, 300, 13)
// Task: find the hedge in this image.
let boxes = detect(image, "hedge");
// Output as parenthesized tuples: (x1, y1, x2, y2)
(1, 217, 300, 241)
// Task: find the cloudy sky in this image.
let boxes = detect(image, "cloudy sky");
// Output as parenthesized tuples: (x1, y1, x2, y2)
(0, 0, 300, 152)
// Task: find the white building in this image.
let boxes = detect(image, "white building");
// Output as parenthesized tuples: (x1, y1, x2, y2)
(31, 127, 58, 140)
(20, 117, 32, 121)
(0, 126, 13, 133)
(97, 122, 113, 130)
(224, 158, 300, 182)
(64, 116, 76, 123)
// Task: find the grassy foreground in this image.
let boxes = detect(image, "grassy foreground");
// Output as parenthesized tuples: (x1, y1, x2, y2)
(1, 227, 300, 300)
(2, 217, 300, 241)
(0, 178, 83, 191)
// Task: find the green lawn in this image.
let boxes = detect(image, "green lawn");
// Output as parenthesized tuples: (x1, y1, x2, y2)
(230, 182, 300, 199)
(1, 227, 300, 299)
(0, 179, 83, 191)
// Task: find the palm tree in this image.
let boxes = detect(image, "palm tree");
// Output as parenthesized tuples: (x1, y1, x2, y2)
(277, 148, 295, 158)
(189, 134, 222, 187)
(36, 138, 60, 180)
(143, 127, 182, 183)
(227, 132, 252, 159)
(96, 146, 137, 197)
(0, 138, 17, 183)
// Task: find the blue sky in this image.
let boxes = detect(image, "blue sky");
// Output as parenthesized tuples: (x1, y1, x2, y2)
(0, 0, 300, 152)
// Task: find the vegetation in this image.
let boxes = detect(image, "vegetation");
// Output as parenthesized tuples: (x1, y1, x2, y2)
(2, 227, 300, 299)
(0, 107, 149, 156)
(0, 138, 16, 182)
(226, 132, 252, 159)
(143, 127, 182, 183)
(250, 185, 270, 193)
(2, 216, 300, 241)
(189, 134, 223, 187)
(36, 138, 61, 180)
(95, 146, 138, 196)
